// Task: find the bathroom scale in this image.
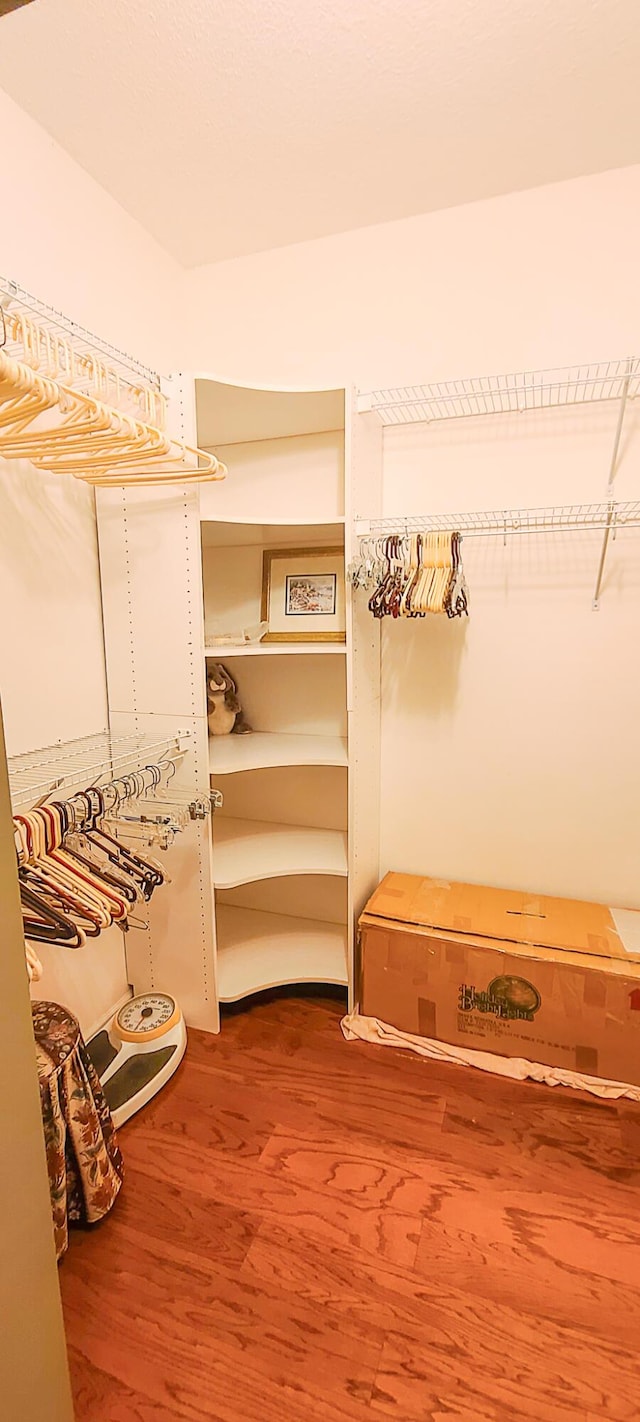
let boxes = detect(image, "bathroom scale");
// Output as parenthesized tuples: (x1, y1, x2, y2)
(88, 992, 187, 1128)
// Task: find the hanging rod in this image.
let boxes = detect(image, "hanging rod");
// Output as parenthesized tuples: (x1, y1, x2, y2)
(0, 276, 161, 392)
(7, 729, 191, 810)
(357, 358, 640, 424)
(355, 500, 640, 540)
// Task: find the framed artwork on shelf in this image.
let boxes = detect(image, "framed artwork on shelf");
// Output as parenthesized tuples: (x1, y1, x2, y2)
(261, 546, 346, 643)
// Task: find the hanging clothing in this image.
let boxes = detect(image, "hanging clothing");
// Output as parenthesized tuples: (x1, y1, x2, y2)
(32, 1000, 124, 1260)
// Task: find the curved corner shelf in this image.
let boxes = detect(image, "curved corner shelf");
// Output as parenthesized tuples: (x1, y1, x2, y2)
(200, 514, 346, 527)
(216, 904, 348, 1002)
(205, 643, 346, 658)
(209, 732, 348, 775)
(212, 817, 348, 889)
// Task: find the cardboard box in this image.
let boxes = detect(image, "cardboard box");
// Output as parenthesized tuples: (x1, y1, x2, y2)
(359, 873, 640, 1085)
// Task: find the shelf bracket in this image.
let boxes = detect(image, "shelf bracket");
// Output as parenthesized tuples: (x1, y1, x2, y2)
(592, 360, 632, 610)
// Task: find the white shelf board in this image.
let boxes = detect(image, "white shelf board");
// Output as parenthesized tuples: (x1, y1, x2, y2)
(213, 817, 348, 888)
(205, 643, 346, 657)
(209, 732, 348, 775)
(195, 381, 344, 447)
(216, 904, 348, 1001)
(200, 515, 346, 531)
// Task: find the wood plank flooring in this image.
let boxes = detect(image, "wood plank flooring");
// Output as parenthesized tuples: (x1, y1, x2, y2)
(60, 994, 640, 1421)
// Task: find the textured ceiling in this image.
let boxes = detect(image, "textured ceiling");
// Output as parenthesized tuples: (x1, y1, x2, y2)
(1, 0, 639, 267)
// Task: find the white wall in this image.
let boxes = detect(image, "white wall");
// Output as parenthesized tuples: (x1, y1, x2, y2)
(2, 84, 639, 1004)
(0, 89, 184, 1030)
(184, 165, 640, 386)
(185, 165, 640, 908)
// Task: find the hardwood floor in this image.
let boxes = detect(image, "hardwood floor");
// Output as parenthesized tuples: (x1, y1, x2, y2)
(60, 994, 640, 1421)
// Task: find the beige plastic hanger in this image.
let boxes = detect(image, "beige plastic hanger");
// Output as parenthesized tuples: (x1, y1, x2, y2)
(426, 533, 447, 613)
(412, 531, 432, 613)
(400, 535, 419, 615)
(4, 306, 167, 428)
(0, 363, 168, 471)
(0, 356, 61, 434)
(81, 448, 226, 484)
(0, 339, 225, 486)
(0, 373, 119, 459)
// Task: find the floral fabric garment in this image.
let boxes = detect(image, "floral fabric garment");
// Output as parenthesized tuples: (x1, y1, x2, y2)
(32, 1000, 124, 1260)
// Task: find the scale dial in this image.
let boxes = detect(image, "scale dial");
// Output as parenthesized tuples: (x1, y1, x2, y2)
(113, 993, 181, 1044)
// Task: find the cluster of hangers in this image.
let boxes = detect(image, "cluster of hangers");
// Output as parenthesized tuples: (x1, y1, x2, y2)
(0, 306, 226, 487)
(349, 531, 469, 618)
(14, 758, 207, 975)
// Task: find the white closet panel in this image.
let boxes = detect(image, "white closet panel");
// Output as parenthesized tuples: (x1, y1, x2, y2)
(0, 460, 107, 755)
(96, 383, 219, 1033)
(0, 457, 125, 1036)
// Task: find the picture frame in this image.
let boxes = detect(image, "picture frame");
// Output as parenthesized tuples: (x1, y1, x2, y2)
(261, 546, 346, 643)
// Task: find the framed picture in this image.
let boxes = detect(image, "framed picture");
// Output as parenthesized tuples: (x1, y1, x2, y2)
(261, 546, 346, 643)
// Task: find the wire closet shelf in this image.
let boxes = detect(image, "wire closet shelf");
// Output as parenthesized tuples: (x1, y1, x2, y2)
(357, 358, 640, 425)
(7, 729, 191, 810)
(355, 501, 640, 540)
(0, 276, 224, 481)
(0, 275, 162, 416)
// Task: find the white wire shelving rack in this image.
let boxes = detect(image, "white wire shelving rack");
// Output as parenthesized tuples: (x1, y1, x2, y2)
(0, 276, 161, 390)
(7, 729, 191, 811)
(356, 356, 640, 607)
(355, 500, 640, 540)
(0, 275, 166, 426)
(357, 358, 640, 424)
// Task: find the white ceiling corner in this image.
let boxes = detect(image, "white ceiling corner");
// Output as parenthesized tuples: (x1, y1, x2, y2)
(1, 0, 639, 267)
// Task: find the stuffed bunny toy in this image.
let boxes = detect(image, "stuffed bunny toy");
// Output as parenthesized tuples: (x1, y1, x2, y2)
(207, 663, 252, 736)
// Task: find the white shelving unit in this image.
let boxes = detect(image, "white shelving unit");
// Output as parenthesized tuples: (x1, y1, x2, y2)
(197, 377, 380, 1010)
(216, 905, 349, 1002)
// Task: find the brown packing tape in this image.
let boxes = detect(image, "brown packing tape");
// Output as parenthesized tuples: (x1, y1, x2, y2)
(583, 973, 607, 1009)
(502, 952, 544, 985)
(388, 931, 433, 979)
(587, 934, 613, 955)
(553, 964, 584, 1019)
(452, 915, 472, 933)
(575, 1045, 599, 1075)
(445, 943, 467, 966)
(361, 927, 390, 969)
(418, 998, 437, 1038)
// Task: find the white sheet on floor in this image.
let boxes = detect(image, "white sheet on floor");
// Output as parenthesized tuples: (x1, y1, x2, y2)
(340, 1011, 640, 1102)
